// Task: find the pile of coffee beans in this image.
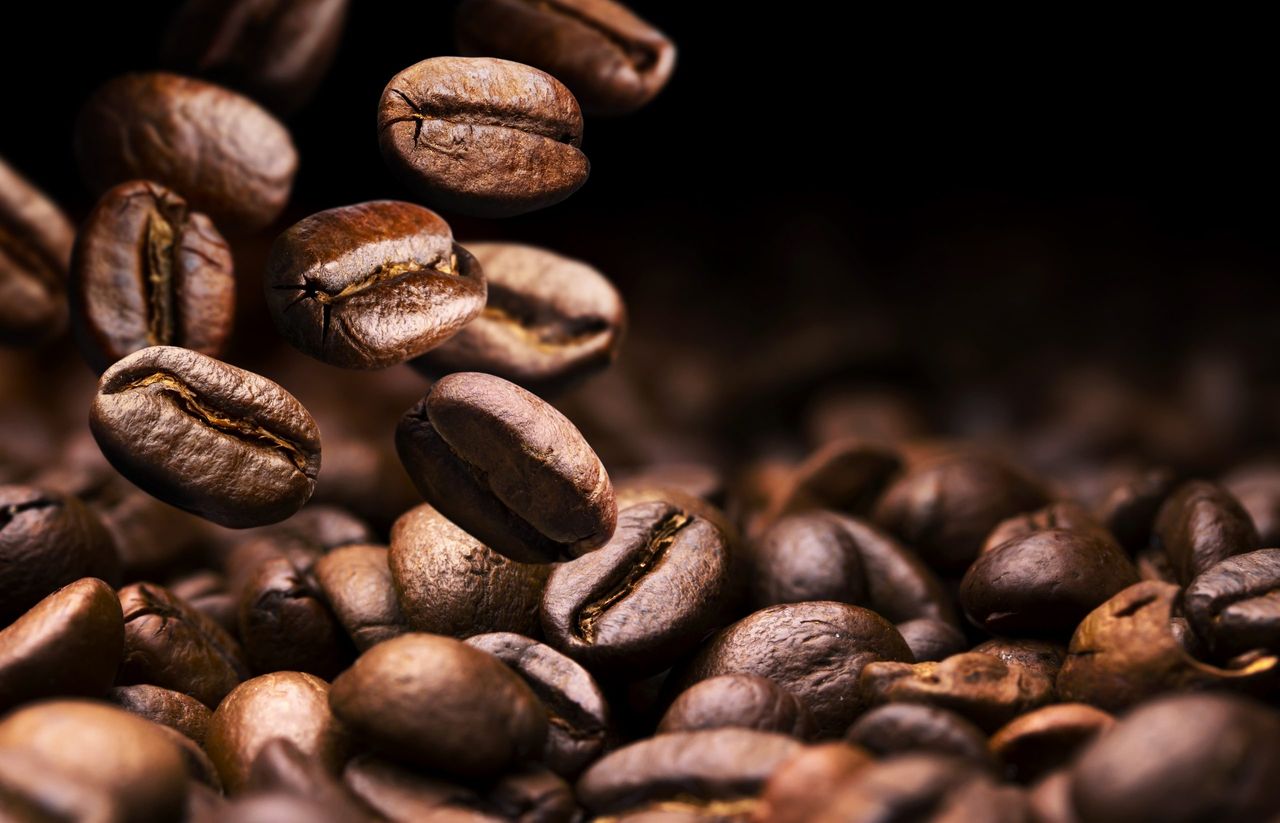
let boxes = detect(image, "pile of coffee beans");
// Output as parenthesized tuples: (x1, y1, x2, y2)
(3, 2, 1280, 822)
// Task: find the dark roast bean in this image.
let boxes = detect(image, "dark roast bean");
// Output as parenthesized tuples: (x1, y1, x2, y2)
(895, 618, 967, 663)
(575, 728, 801, 815)
(389, 502, 549, 637)
(616, 462, 725, 507)
(960, 529, 1138, 637)
(845, 704, 992, 767)
(757, 743, 873, 823)
(265, 201, 486, 369)
(1096, 466, 1177, 552)
(761, 439, 902, 526)
(329, 633, 547, 778)
(0, 700, 188, 823)
(672, 601, 913, 737)
(1151, 479, 1258, 585)
(988, 703, 1113, 784)
(225, 535, 322, 597)
(541, 500, 737, 676)
(243, 738, 373, 819)
(657, 674, 813, 739)
(117, 581, 249, 708)
(168, 570, 238, 637)
(981, 501, 1114, 554)
(0, 578, 123, 712)
(238, 553, 355, 678)
(75, 73, 297, 232)
(0, 155, 73, 345)
(110, 684, 212, 745)
(70, 181, 234, 374)
(206, 671, 348, 793)
(466, 632, 609, 778)
(158, 724, 222, 791)
(395, 372, 616, 563)
(1025, 771, 1076, 823)
(377, 57, 589, 218)
(0, 485, 119, 625)
(807, 753, 1003, 823)
(750, 512, 867, 608)
(1183, 549, 1280, 657)
(314, 544, 407, 651)
(455, 0, 675, 115)
(1223, 463, 1280, 546)
(970, 638, 1066, 682)
(0, 747, 123, 823)
(413, 242, 625, 393)
(161, 0, 349, 115)
(90, 346, 322, 528)
(1070, 693, 1280, 823)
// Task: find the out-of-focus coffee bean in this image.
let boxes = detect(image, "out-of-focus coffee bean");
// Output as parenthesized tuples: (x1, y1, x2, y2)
(896, 618, 967, 663)
(658, 674, 813, 739)
(1183, 548, 1280, 658)
(0, 155, 74, 346)
(242, 738, 374, 820)
(1095, 467, 1177, 553)
(756, 742, 873, 823)
(1151, 480, 1258, 585)
(109, 684, 212, 745)
(845, 704, 992, 768)
(987, 703, 1113, 784)
(0, 747, 123, 822)
(167, 570, 238, 637)
(616, 462, 725, 507)
(804, 753, 994, 823)
(1222, 463, 1280, 546)
(762, 439, 901, 526)
(981, 501, 1115, 554)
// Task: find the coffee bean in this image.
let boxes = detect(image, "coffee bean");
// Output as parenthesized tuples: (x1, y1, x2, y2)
(238, 553, 355, 678)
(1183, 549, 1280, 658)
(988, 703, 1113, 784)
(260, 504, 378, 552)
(0, 747, 122, 822)
(117, 581, 249, 708)
(1152, 480, 1258, 585)
(762, 439, 902, 527)
(329, 633, 547, 778)
(0, 578, 123, 712)
(161, 0, 349, 115)
(672, 601, 913, 737)
(757, 743, 873, 823)
(970, 638, 1066, 683)
(168, 570, 238, 638)
(0, 484, 120, 625)
(110, 684, 212, 745)
(388, 502, 549, 637)
(466, 631, 610, 778)
(395, 372, 615, 563)
(214, 794, 368, 823)
(575, 728, 801, 815)
(377, 57, 589, 218)
(455, 0, 675, 115)
(895, 618, 967, 663)
(806, 753, 1006, 823)
(159, 723, 223, 791)
(541, 500, 737, 676)
(313, 544, 407, 651)
(206, 671, 348, 793)
(616, 462, 725, 507)
(658, 674, 814, 739)
(750, 512, 868, 608)
(265, 201, 486, 369)
(980, 501, 1115, 554)
(1223, 463, 1280, 546)
(1025, 770, 1074, 823)
(75, 73, 297, 232)
(90, 346, 322, 528)
(0, 155, 73, 345)
(1095, 466, 1177, 552)
(243, 738, 373, 819)
(845, 704, 992, 768)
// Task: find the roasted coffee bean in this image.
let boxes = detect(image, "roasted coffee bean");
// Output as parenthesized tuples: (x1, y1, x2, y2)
(657, 674, 813, 739)
(389, 502, 549, 637)
(117, 581, 249, 708)
(1223, 463, 1280, 546)
(265, 201, 486, 369)
(309, 431, 422, 533)
(329, 633, 547, 778)
(806, 754, 1007, 823)
(895, 618, 967, 663)
(206, 672, 348, 793)
(0, 747, 123, 823)
(213, 793, 368, 823)
(413, 242, 625, 393)
(466, 631, 609, 778)
(168, 570, 238, 637)
(1096, 466, 1177, 552)
(960, 529, 1138, 636)
(0, 155, 74, 345)
(70, 181, 235, 374)
(161, 0, 349, 115)
(672, 601, 913, 737)
(243, 738, 373, 819)
(757, 743, 873, 823)
(541, 500, 736, 676)
(980, 501, 1114, 554)
(238, 553, 354, 678)
(395, 372, 615, 563)
(988, 703, 1113, 784)
(0, 485, 119, 625)
(314, 544, 407, 651)
(1070, 693, 1280, 823)
(971, 638, 1066, 683)
(576, 728, 801, 815)
(616, 462, 725, 507)
(0, 578, 123, 712)
(377, 57, 589, 218)
(761, 439, 902, 526)
(261, 504, 379, 551)
(1183, 549, 1280, 657)
(0, 700, 188, 823)
(455, 0, 675, 115)
(1151, 479, 1258, 585)
(158, 723, 222, 791)
(873, 452, 1049, 574)
(1025, 771, 1075, 823)
(845, 704, 992, 768)
(90, 346, 322, 528)
(110, 684, 212, 745)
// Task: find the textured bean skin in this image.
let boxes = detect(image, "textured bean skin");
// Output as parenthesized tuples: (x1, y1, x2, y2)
(90, 346, 322, 528)
(75, 72, 297, 232)
(0, 155, 74, 345)
(377, 57, 589, 218)
(658, 674, 814, 739)
(70, 180, 234, 373)
(238, 553, 355, 678)
(1152, 480, 1259, 585)
(846, 704, 992, 767)
(1183, 549, 1280, 657)
(265, 201, 486, 369)
(395, 372, 615, 563)
(109, 684, 212, 745)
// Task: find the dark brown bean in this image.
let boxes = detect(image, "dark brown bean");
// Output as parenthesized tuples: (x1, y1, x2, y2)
(988, 703, 1113, 784)
(1095, 466, 1177, 552)
(238, 553, 354, 678)
(845, 704, 992, 767)
(242, 738, 373, 820)
(109, 684, 212, 745)
(1151, 479, 1258, 585)
(761, 439, 901, 527)
(1223, 463, 1280, 546)
(895, 618, 967, 663)
(1183, 548, 1280, 658)
(657, 674, 813, 739)
(313, 544, 408, 651)
(757, 743, 873, 823)
(981, 501, 1114, 554)
(0, 155, 74, 345)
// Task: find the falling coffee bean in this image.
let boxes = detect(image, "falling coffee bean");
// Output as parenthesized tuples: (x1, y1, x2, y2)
(0, 155, 74, 345)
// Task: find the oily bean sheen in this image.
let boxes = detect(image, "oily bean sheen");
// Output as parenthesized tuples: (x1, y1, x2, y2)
(455, 0, 675, 115)
(75, 73, 296, 232)
(161, 0, 349, 115)
(657, 674, 814, 739)
(1152, 480, 1259, 585)
(413, 242, 625, 394)
(265, 201, 486, 369)
(109, 684, 212, 745)
(329, 633, 548, 778)
(541, 500, 736, 676)
(90, 346, 322, 528)
(313, 544, 408, 651)
(395, 372, 616, 563)
(70, 180, 235, 373)
(0, 155, 74, 345)
(377, 57, 589, 218)
(0, 578, 123, 713)
(1183, 549, 1280, 657)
